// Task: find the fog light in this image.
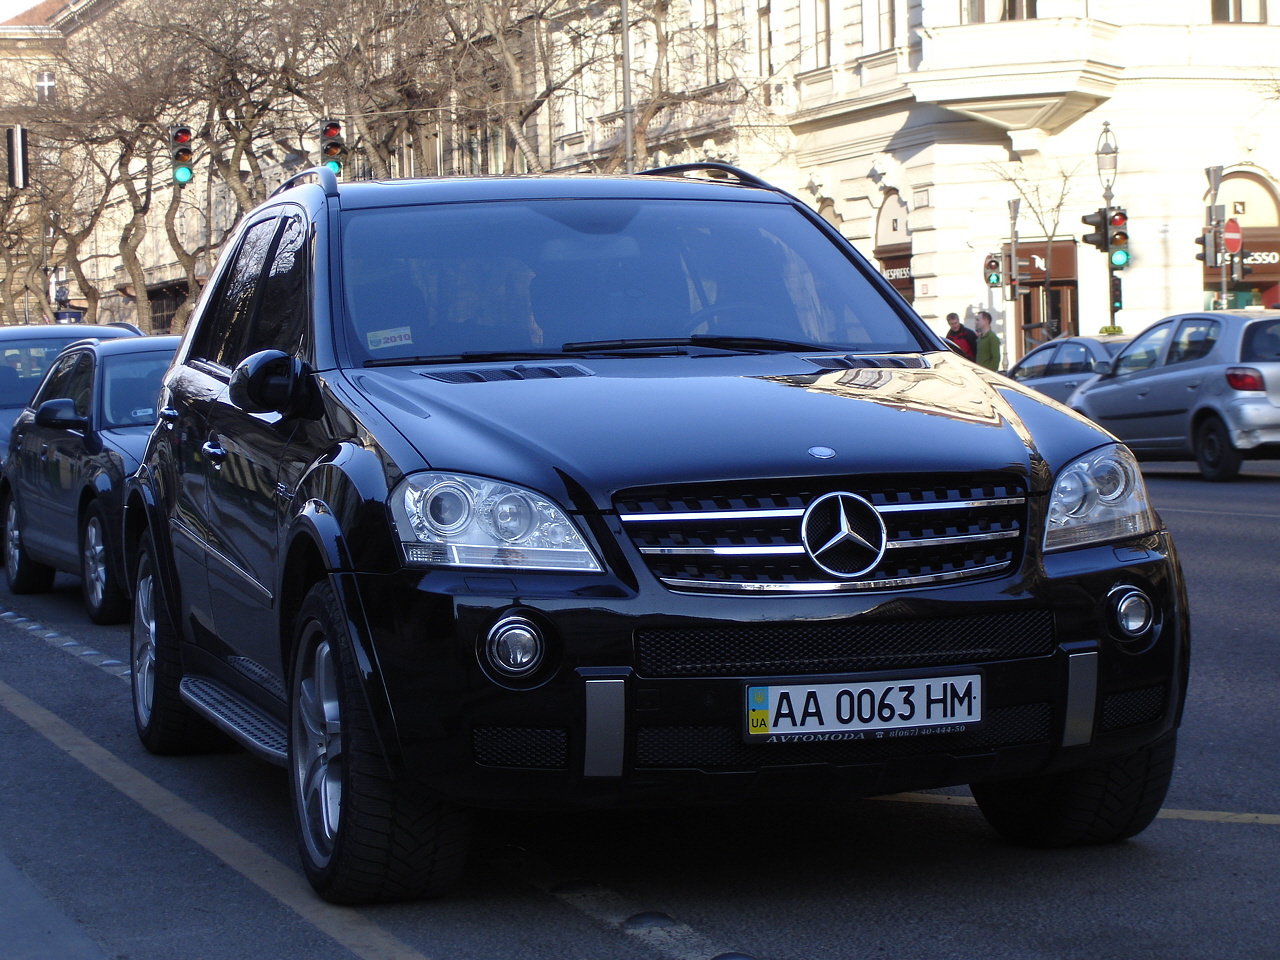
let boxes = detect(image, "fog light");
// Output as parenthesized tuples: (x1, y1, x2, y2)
(486, 617, 544, 677)
(1112, 588, 1154, 637)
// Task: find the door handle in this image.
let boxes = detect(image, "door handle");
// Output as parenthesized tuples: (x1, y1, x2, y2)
(159, 407, 179, 427)
(202, 441, 227, 465)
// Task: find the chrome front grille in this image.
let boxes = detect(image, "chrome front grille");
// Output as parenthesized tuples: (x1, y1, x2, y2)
(616, 474, 1027, 593)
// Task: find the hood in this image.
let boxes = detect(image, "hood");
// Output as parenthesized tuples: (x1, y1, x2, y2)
(99, 425, 152, 474)
(346, 352, 1115, 509)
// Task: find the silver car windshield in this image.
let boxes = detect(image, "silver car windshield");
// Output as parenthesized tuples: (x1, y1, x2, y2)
(339, 198, 920, 363)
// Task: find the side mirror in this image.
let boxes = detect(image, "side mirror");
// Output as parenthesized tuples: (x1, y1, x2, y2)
(944, 339, 967, 357)
(1092, 358, 1114, 377)
(34, 397, 87, 430)
(229, 350, 321, 419)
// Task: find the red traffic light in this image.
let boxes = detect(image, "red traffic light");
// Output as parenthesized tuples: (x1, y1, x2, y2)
(1109, 210, 1128, 227)
(322, 121, 341, 140)
(171, 126, 192, 145)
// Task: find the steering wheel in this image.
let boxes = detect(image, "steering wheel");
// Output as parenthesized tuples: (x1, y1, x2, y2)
(681, 302, 764, 335)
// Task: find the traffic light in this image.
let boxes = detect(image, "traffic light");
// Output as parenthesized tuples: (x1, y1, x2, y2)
(1231, 251, 1253, 283)
(168, 125, 194, 186)
(1108, 208, 1130, 269)
(984, 253, 1004, 287)
(1082, 208, 1109, 251)
(1110, 273, 1123, 311)
(1195, 229, 1220, 269)
(319, 119, 346, 175)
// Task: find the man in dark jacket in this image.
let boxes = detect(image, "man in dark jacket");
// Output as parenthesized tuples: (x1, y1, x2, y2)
(945, 312, 977, 360)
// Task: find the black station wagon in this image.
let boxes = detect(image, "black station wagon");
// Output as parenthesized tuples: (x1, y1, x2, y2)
(124, 164, 1189, 904)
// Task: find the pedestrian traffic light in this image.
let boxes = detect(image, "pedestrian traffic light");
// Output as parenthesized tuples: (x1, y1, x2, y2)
(1082, 208, 1109, 251)
(1231, 251, 1253, 283)
(1195, 228, 1219, 269)
(168, 125, 194, 186)
(1110, 273, 1123, 311)
(984, 253, 1004, 287)
(319, 119, 346, 175)
(1108, 209, 1130, 269)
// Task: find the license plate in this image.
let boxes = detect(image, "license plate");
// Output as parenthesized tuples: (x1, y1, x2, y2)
(744, 674, 982, 742)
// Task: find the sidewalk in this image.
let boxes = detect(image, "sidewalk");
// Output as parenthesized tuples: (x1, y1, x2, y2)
(0, 850, 106, 960)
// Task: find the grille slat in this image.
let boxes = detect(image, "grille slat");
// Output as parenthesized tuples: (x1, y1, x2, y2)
(617, 474, 1027, 593)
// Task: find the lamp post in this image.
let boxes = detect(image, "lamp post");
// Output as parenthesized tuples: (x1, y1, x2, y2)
(621, 0, 634, 173)
(1095, 122, 1119, 329)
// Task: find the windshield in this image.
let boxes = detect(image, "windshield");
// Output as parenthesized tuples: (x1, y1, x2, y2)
(101, 351, 173, 427)
(0, 339, 77, 407)
(339, 198, 921, 364)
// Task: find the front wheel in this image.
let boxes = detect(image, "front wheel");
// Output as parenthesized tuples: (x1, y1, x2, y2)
(81, 501, 129, 624)
(1194, 416, 1243, 482)
(289, 580, 471, 904)
(971, 735, 1176, 848)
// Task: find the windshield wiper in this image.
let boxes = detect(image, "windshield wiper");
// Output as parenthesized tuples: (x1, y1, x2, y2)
(364, 350, 569, 367)
(561, 335, 830, 354)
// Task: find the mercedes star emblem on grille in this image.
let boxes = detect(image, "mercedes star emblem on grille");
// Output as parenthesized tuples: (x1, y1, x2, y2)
(801, 491, 887, 578)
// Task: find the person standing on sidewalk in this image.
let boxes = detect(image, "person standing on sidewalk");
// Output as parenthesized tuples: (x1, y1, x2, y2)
(975, 311, 1001, 371)
(945, 312, 977, 360)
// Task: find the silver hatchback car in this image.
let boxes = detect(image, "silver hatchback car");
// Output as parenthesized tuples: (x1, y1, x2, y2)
(1068, 310, 1280, 480)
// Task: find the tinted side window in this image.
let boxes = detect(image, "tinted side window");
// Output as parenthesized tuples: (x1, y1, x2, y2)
(244, 215, 310, 358)
(1166, 318, 1220, 365)
(1012, 346, 1055, 381)
(1241, 319, 1280, 362)
(1047, 342, 1091, 376)
(190, 217, 280, 368)
(60, 354, 95, 418)
(30, 352, 81, 408)
(1114, 323, 1172, 376)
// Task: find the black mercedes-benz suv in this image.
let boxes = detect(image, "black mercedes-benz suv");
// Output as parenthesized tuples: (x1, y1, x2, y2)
(124, 163, 1188, 904)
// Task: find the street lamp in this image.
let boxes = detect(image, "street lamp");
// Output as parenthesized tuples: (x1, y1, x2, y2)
(1095, 121, 1117, 207)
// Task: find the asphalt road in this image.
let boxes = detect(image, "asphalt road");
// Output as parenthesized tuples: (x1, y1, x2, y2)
(0, 461, 1276, 960)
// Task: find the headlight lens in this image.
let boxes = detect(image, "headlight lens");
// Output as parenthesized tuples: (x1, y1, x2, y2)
(390, 472, 602, 571)
(1044, 445, 1157, 551)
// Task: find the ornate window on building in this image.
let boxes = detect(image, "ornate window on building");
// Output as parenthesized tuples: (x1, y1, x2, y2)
(1212, 0, 1265, 22)
(35, 71, 55, 104)
(964, 0, 1037, 22)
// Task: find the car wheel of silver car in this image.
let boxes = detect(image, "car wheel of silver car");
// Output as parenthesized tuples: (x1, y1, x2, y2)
(1194, 417, 1243, 482)
(131, 537, 223, 754)
(3, 491, 55, 595)
(81, 501, 129, 625)
(289, 580, 471, 904)
(970, 734, 1176, 847)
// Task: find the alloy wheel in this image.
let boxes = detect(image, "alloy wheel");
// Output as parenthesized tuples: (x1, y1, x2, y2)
(5, 498, 21, 584)
(83, 515, 108, 609)
(293, 633, 344, 867)
(131, 563, 157, 727)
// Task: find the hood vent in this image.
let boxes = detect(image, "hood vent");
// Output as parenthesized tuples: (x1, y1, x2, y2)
(806, 355, 929, 371)
(421, 363, 595, 384)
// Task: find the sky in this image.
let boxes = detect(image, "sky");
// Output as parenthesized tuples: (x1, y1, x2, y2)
(0, 1, 38, 23)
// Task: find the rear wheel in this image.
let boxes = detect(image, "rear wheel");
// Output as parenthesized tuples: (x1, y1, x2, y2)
(1194, 416, 1243, 481)
(131, 537, 223, 753)
(4, 492, 55, 594)
(81, 501, 129, 624)
(971, 735, 1176, 847)
(289, 580, 471, 904)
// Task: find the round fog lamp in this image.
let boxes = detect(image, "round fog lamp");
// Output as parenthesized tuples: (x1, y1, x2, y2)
(1114, 589, 1154, 637)
(486, 617, 544, 677)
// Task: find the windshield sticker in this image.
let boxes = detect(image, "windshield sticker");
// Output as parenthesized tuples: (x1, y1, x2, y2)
(368, 327, 413, 350)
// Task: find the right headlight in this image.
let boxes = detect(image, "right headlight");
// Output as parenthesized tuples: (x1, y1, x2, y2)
(1044, 445, 1158, 552)
(389, 472, 603, 572)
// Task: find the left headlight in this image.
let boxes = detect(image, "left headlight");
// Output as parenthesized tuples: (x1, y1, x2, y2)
(390, 472, 603, 572)
(1044, 445, 1158, 552)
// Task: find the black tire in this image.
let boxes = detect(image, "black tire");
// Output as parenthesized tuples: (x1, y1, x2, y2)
(4, 491, 55, 594)
(1194, 416, 1243, 482)
(289, 580, 471, 904)
(130, 537, 223, 754)
(81, 500, 129, 625)
(971, 735, 1176, 848)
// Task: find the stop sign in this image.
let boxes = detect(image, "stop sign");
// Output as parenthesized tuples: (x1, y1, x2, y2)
(1223, 218, 1243, 254)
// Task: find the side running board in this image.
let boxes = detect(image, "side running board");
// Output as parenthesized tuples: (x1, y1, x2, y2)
(179, 676, 288, 765)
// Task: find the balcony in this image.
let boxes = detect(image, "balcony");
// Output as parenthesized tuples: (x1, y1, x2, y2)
(906, 18, 1121, 151)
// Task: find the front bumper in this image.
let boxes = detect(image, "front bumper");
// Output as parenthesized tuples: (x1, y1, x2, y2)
(349, 531, 1188, 810)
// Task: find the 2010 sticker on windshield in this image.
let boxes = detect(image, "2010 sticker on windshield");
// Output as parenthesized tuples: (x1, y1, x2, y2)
(368, 327, 413, 350)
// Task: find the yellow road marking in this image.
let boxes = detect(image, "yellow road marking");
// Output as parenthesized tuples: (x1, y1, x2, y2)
(0, 678, 432, 960)
(880, 792, 1280, 825)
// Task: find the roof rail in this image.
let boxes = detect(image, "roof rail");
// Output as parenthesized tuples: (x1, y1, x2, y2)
(271, 165, 340, 199)
(638, 162, 775, 191)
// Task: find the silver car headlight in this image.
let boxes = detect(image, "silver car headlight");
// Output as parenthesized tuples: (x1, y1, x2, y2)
(390, 472, 603, 572)
(1044, 445, 1158, 552)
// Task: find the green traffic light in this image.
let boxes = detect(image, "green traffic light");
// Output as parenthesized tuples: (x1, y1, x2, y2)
(173, 166, 193, 184)
(1109, 249, 1130, 268)
(986, 273, 1001, 285)
(324, 159, 342, 176)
